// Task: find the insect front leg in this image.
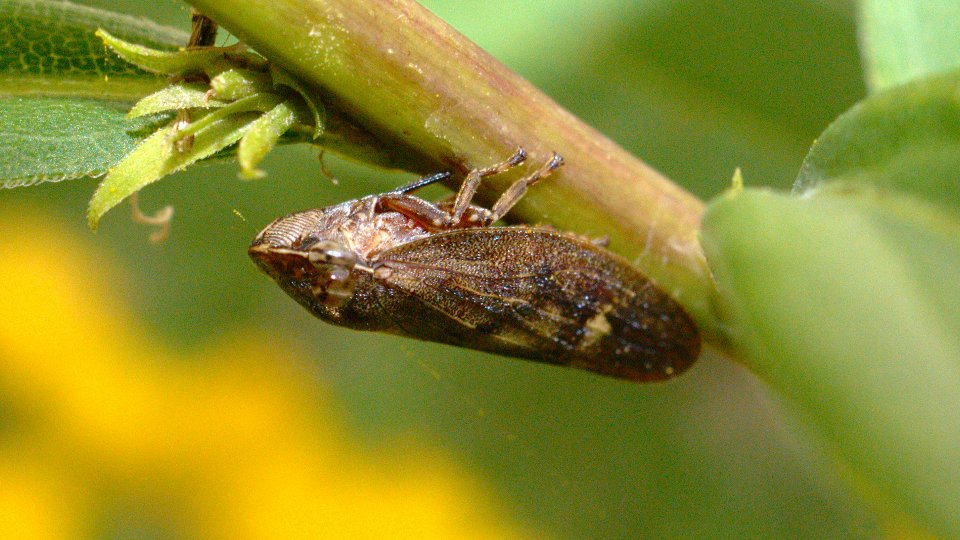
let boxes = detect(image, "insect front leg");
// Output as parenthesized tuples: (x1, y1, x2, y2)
(376, 194, 463, 232)
(449, 147, 527, 221)
(379, 148, 559, 231)
(488, 153, 564, 223)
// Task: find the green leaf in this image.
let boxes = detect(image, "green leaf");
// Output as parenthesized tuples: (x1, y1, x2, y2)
(0, 97, 165, 188)
(270, 66, 325, 139)
(0, 0, 184, 97)
(128, 83, 228, 118)
(859, 0, 960, 92)
(1, 2, 396, 193)
(97, 28, 258, 76)
(209, 67, 274, 101)
(740, 60, 960, 537)
(0, 0, 185, 186)
(88, 110, 260, 229)
(795, 71, 960, 213)
(238, 99, 303, 179)
(171, 93, 282, 139)
(702, 188, 960, 539)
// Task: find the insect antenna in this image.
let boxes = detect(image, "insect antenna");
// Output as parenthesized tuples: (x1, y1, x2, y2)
(391, 171, 453, 195)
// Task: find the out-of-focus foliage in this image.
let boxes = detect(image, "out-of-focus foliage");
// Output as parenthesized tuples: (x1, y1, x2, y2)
(703, 8, 960, 538)
(0, 209, 532, 539)
(859, 0, 960, 92)
(795, 70, 960, 210)
(702, 189, 960, 538)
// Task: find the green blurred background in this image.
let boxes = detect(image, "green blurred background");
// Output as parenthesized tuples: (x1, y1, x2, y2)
(2, 0, 892, 537)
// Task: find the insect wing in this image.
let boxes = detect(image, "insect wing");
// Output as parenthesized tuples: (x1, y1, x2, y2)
(374, 227, 700, 381)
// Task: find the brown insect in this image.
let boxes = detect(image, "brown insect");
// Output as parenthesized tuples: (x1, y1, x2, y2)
(249, 149, 700, 382)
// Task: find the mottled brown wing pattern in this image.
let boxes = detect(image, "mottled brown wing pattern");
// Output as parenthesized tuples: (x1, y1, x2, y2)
(373, 227, 700, 381)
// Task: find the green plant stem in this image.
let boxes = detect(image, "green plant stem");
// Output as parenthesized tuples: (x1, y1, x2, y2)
(185, 0, 720, 343)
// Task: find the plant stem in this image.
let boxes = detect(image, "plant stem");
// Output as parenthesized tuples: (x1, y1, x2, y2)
(186, 0, 721, 344)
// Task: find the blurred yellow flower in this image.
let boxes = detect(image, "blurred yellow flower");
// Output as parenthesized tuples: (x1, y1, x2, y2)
(0, 209, 534, 539)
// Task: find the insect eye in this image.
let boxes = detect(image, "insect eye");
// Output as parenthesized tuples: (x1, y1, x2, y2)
(307, 240, 356, 268)
(311, 266, 356, 308)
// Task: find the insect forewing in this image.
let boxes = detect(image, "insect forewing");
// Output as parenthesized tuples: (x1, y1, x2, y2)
(374, 227, 700, 382)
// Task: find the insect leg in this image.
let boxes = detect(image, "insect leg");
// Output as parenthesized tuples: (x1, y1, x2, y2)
(488, 153, 564, 222)
(449, 147, 527, 221)
(188, 11, 219, 48)
(380, 148, 541, 230)
(377, 194, 460, 231)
